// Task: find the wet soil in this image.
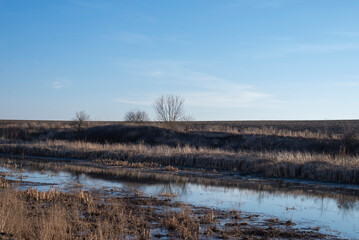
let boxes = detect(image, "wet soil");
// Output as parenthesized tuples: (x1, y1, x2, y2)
(0, 177, 333, 240)
(1, 155, 358, 239)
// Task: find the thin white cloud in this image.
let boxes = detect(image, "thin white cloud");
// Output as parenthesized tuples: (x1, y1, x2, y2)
(119, 59, 252, 90)
(286, 43, 359, 54)
(253, 43, 359, 59)
(116, 59, 276, 108)
(183, 90, 272, 108)
(52, 80, 70, 89)
(115, 99, 153, 105)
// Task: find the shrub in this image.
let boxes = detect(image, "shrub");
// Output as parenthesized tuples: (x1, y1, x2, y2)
(73, 111, 90, 131)
(124, 110, 150, 122)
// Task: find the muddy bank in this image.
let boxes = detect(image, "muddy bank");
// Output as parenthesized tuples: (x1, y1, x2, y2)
(1, 156, 359, 238)
(0, 182, 331, 239)
(1, 154, 359, 200)
(1, 140, 359, 184)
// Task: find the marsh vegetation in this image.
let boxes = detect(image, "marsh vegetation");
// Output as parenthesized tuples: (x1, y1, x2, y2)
(0, 157, 340, 239)
(0, 120, 358, 238)
(0, 119, 358, 183)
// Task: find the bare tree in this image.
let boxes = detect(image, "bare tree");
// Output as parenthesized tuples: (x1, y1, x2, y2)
(73, 110, 90, 130)
(124, 110, 150, 122)
(154, 95, 185, 128)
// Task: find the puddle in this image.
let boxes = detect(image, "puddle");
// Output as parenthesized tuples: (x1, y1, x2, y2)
(1, 160, 359, 239)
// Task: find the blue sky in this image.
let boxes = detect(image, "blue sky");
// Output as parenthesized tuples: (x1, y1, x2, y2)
(1, 0, 359, 120)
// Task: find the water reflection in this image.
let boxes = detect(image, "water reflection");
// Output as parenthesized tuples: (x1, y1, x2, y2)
(1, 159, 359, 238)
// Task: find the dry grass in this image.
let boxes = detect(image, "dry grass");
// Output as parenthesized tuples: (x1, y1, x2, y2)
(0, 177, 9, 188)
(0, 139, 359, 183)
(1, 120, 358, 156)
(1, 119, 358, 184)
(240, 127, 340, 139)
(0, 188, 162, 240)
(0, 186, 328, 240)
(1, 119, 357, 140)
(93, 159, 160, 168)
(189, 124, 341, 139)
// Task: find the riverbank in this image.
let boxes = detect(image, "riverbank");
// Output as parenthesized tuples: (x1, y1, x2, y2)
(1, 166, 332, 240)
(1, 139, 358, 184)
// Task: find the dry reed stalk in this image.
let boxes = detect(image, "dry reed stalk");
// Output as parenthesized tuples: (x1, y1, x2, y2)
(1, 139, 359, 183)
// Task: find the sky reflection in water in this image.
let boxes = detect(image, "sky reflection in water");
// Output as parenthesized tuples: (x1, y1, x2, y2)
(1, 165, 359, 239)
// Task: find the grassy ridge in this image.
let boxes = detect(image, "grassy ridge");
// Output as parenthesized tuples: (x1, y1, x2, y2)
(1, 120, 358, 154)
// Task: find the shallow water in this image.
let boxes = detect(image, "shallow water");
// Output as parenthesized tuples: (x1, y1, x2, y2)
(1, 163, 359, 239)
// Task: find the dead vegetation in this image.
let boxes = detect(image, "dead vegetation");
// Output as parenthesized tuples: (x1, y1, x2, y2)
(0, 177, 9, 188)
(3, 156, 359, 212)
(0, 186, 330, 240)
(1, 120, 357, 152)
(0, 139, 358, 183)
(0, 120, 358, 184)
(0, 188, 155, 239)
(0, 118, 355, 239)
